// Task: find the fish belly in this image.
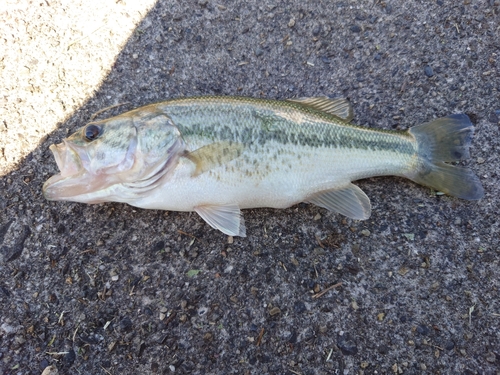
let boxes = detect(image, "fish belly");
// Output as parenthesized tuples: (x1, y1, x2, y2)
(129, 141, 415, 212)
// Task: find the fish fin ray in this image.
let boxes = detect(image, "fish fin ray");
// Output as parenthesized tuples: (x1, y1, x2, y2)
(195, 204, 246, 237)
(307, 184, 371, 220)
(185, 142, 244, 176)
(408, 114, 484, 200)
(287, 97, 354, 121)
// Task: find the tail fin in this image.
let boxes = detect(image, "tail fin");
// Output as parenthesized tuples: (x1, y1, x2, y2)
(407, 114, 484, 200)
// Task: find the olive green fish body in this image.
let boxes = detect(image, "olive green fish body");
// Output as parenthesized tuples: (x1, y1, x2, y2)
(130, 98, 413, 208)
(43, 96, 484, 236)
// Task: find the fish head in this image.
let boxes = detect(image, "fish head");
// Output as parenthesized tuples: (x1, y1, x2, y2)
(43, 109, 184, 203)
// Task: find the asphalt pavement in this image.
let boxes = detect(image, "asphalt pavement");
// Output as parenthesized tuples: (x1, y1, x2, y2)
(1, 1, 499, 374)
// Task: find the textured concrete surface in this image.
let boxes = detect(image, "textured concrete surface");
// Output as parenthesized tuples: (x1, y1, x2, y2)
(1, 0, 499, 374)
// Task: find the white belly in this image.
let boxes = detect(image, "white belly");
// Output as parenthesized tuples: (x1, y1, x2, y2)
(127, 143, 412, 212)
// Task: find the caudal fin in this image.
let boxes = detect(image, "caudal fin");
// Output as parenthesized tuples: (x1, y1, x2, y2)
(407, 114, 484, 200)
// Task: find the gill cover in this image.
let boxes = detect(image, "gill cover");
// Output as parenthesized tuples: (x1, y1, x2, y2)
(43, 108, 184, 202)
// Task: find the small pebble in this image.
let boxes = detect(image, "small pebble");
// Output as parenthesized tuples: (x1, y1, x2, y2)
(293, 301, 306, 314)
(350, 25, 361, 33)
(119, 317, 133, 332)
(424, 65, 434, 77)
(416, 324, 430, 335)
(288, 18, 296, 27)
(360, 229, 370, 237)
(41, 366, 59, 375)
(338, 337, 358, 355)
(486, 352, 496, 363)
(378, 344, 389, 354)
(39, 359, 49, 370)
(269, 307, 281, 316)
(63, 349, 76, 367)
(132, 53, 139, 59)
(477, 157, 485, 164)
(398, 266, 409, 276)
(489, 111, 499, 123)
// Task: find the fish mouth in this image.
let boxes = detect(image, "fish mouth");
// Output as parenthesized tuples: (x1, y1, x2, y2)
(42, 140, 95, 201)
(43, 132, 140, 202)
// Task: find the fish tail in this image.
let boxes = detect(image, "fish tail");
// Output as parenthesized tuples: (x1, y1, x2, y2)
(407, 114, 484, 200)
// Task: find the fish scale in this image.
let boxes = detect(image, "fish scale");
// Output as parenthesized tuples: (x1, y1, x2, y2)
(152, 97, 415, 184)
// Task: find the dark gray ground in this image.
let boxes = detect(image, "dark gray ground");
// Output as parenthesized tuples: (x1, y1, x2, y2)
(1, 0, 499, 374)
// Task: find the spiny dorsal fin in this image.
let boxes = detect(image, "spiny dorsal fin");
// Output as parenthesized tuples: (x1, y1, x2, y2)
(185, 141, 244, 176)
(307, 183, 371, 220)
(287, 97, 354, 122)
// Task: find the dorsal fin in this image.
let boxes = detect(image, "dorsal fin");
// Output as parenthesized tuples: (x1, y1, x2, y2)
(287, 97, 354, 121)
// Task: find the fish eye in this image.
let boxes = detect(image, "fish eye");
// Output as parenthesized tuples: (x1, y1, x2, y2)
(84, 124, 102, 142)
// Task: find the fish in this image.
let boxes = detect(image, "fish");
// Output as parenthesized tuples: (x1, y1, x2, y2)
(43, 96, 484, 237)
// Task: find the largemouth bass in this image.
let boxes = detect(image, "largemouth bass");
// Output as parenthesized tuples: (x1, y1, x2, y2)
(43, 96, 484, 236)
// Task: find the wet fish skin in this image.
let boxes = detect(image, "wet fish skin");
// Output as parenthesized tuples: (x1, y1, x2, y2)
(43, 96, 484, 236)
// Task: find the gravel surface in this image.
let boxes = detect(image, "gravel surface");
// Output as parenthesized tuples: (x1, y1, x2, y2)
(1, 1, 499, 374)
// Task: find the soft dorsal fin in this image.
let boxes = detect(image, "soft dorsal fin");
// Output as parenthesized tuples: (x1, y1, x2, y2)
(185, 141, 244, 176)
(287, 97, 354, 121)
(307, 183, 371, 220)
(195, 204, 246, 237)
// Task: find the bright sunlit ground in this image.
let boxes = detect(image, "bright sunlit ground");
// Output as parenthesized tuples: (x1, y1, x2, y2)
(1, 0, 156, 176)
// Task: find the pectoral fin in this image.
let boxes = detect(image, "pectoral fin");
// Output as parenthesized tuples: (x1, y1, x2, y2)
(186, 142, 244, 176)
(287, 97, 354, 121)
(195, 204, 247, 237)
(307, 184, 371, 220)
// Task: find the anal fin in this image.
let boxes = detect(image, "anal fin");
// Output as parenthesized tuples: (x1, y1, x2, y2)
(307, 184, 371, 220)
(195, 204, 246, 237)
